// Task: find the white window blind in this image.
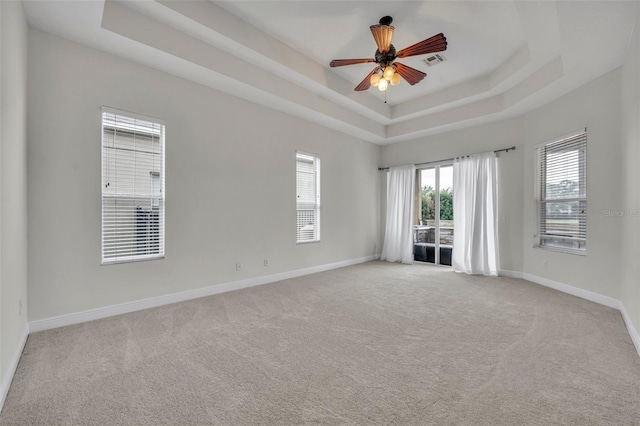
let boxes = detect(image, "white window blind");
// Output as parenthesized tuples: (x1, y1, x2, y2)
(101, 108, 165, 264)
(296, 151, 320, 243)
(535, 129, 587, 254)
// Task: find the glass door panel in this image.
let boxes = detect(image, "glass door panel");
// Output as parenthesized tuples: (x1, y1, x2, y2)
(414, 165, 454, 265)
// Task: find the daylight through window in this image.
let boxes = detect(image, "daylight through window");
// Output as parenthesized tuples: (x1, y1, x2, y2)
(101, 108, 165, 264)
(535, 129, 587, 254)
(296, 152, 320, 243)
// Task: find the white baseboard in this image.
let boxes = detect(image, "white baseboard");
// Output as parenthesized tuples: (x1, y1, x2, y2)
(500, 269, 640, 359)
(499, 269, 620, 309)
(499, 270, 523, 279)
(0, 323, 29, 411)
(29, 255, 379, 333)
(25, 258, 640, 350)
(619, 302, 640, 358)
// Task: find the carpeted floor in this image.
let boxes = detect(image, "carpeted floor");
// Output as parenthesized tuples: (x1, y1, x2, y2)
(1, 261, 639, 425)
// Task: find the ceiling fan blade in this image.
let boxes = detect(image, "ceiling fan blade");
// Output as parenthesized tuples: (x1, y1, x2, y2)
(370, 24, 394, 53)
(393, 62, 427, 85)
(396, 33, 447, 58)
(355, 66, 381, 91)
(330, 58, 375, 67)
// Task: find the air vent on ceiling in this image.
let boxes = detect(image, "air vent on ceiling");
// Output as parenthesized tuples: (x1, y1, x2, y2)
(422, 53, 446, 67)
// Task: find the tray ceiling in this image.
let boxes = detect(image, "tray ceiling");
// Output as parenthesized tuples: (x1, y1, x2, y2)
(22, 0, 640, 144)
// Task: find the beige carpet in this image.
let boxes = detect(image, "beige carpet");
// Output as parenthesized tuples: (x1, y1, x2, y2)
(2, 261, 639, 425)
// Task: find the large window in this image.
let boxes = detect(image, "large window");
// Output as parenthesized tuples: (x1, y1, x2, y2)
(101, 108, 165, 264)
(535, 129, 587, 254)
(296, 151, 320, 243)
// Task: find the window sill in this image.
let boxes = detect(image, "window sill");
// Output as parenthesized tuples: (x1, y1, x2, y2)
(102, 255, 165, 265)
(296, 240, 321, 245)
(533, 245, 586, 256)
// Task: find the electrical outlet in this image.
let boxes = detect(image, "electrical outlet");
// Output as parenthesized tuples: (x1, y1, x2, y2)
(264, 259, 268, 267)
(18, 300, 23, 316)
(235, 263, 241, 271)
(543, 260, 548, 269)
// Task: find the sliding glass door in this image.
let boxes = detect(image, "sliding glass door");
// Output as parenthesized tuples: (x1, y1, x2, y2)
(414, 164, 454, 265)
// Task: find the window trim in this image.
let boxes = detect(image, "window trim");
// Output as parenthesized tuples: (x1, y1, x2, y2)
(296, 150, 321, 244)
(101, 106, 166, 265)
(534, 128, 587, 256)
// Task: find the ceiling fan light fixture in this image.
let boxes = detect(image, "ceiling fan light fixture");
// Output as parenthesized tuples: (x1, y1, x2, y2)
(390, 72, 401, 86)
(383, 66, 395, 80)
(378, 78, 389, 91)
(370, 73, 381, 87)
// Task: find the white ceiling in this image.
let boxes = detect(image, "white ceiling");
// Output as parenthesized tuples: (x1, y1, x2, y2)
(22, 0, 640, 145)
(217, 1, 527, 104)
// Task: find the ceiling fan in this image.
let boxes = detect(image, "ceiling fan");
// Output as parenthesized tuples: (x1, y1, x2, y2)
(330, 16, 447, 92)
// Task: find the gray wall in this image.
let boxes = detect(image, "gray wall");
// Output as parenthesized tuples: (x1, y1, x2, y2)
(382, 66, 629, 306)
(0, 0, 28, 384)
(521, 69, 622, 299)
(620, 15, 640, 334)
(27, 29, 380, 321)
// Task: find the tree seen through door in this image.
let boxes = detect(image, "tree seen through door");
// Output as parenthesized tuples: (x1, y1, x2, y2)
(414, 165, 454, 265)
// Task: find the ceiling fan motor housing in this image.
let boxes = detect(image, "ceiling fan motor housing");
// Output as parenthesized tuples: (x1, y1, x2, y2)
(375, 45, 397, 66)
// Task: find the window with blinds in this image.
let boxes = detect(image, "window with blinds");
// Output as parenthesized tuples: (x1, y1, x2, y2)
(101, 108, 165, 264)
(296, 151, 320, 243)
(535, 129, 586, 254)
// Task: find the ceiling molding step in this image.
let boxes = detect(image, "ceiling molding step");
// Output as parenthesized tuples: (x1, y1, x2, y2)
(101, 0, 386, 142)
(503, 56, 564, 109)
(390, 76, 491, 123)
(489, 45, 532, 89)
(391, 44, 531, 123)
(149, 0, 392, 122)
(387, 96, 504, 140)
(385, 56, 564, 141)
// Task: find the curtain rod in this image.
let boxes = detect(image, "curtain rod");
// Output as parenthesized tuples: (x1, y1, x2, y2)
(377, 146, 516, 171)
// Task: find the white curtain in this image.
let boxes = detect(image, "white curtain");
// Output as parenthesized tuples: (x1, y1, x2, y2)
(452, 152, 499, 276)
(381, 165, 416, 264)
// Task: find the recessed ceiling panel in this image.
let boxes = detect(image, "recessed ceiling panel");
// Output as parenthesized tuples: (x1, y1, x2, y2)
(214, 0, 526, 104)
